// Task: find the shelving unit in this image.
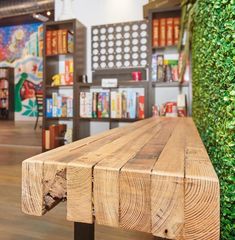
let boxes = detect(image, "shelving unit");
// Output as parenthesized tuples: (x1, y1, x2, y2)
(148, 7, 192, 116)
(43, 19, 87, 151)
(0, 67, 14, 120)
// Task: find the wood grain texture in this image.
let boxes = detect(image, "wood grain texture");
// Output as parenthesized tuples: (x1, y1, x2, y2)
(67, 118, 157, 223)
(151, 119, 186, 239)
(183, 119, 220, 240)
(21, 117, 220, 240)
(120, 119, 177, 233)
(94, 118, 164, 227)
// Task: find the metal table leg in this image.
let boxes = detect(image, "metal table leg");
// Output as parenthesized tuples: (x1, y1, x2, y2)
(74, 222, 95, 240)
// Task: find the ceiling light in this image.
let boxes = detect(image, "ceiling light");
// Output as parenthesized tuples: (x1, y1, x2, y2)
(33, 13, 49, 22)
(47, 11, 51, 16)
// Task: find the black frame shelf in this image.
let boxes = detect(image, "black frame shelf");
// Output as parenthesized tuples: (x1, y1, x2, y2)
(43, 19, 87, 151)
(0, 67, 14, 121)
(152, 81, 189, 88)
(148, 7, 192, 116)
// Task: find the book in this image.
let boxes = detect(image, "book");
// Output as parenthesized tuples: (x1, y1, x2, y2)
(46, 98, 53, 118)
(122, 91, 127, 118)
(51, 30, 58, 55)
(152, 19, 159, 47)
(138, 96, 145, 119)
(58, 29, 63, 54)
(159, 18, 166, 47)
(67, 97, 73, 117)
(57, 95, 62, 117)
(92, 92, 98, 118)
(52, 92, 58, 117)
(111, 91, 117, 118)
(128, 90, 137, 119)
(61, 96, 68, 117)
(102, 92, 109, 118)
(173, 18, 180, 45)
(46, 31, 52, 55)
(116, 92, 122, 119)
(62, 30, 74, 54)
(166, 18, 174, 46)
(44, 130, 50, 150)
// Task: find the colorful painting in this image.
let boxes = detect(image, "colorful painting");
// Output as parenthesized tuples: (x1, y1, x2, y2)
(0, 23, 43, 120)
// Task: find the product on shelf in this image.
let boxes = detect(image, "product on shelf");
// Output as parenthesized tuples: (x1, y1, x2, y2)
(80, 90, 145, 120)
(152, 17, 180, 48)
(51, 59, 73, 86)
(157, 55, 165, 82)
(177, 94, 187, 117)
(46, 93, 73, 118)
(46, 29, 74, 56)
(43, 124, 67, 150)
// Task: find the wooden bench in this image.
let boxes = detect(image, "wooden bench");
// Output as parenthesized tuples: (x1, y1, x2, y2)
(22, 117, 220, 240)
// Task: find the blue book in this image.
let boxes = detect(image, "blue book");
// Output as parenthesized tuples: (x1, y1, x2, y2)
(46, 98, 53, 118)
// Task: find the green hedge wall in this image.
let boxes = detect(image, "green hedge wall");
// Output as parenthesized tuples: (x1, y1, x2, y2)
(192, 0, 235, 239)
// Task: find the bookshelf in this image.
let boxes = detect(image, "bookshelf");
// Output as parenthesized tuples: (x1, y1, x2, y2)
(43, 19, 87, 151)
(76, 20, 150, 133)
(0, 67, 14, 120)
(148, 7, 192, 116)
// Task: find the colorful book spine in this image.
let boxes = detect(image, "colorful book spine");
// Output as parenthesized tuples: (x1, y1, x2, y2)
(111, 91, 117, 118)
(86, 92, 92, 118)
(92, 92, 98, 118)
(46, 98, 53, 118)
(51, 30, 58, 55)
(138, 96, 145, 119)
(61, 96, 67, 117)
(58, 29, 63, 54)
(46, 31, 52, 56)
(97, 93, 102, 118)
(80, 92, 86, 117)
(128, 90, 137, 119)
(67, 97, 73, 117)
(159, 18, 166, 47)
(173, 18, 180, 45)
(57, 95, 62, 117)
(122, 91, 127, 118)
(102, 92, 109, 118)
(52, 92, 58, 117)
(166, 18, 174, 46)
(152, 19, 159, 47)
(116, 92, 122, 118)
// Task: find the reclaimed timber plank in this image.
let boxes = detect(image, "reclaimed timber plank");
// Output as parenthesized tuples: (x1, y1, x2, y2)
(183, 119, 220, 240)
(22, 119, 152, 216)
(151, 119, 186, 239)
(94, 118, 172, 227)
(120, 118, 178, 233)
(67, 118, 157, 224)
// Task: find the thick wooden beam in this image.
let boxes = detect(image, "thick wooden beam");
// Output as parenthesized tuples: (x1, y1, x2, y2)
(151, 119, 186, 239)
(120, 119, 177, 233)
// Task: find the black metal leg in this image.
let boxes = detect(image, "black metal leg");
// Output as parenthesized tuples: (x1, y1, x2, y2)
(74, 222, 95, 240)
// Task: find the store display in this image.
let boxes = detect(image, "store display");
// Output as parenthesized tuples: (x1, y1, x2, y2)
(152, 17, 180, 48)
(46, 29, 74, 56)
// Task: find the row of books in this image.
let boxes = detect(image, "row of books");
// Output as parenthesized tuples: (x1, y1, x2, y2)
(152, 54, 179, 82)
(46, 29, 74, 56)
(43, 124, 67, 150)
(80, 91, 145, 119)
(46, 93, 73, 118)
(152, 17, 180, 48)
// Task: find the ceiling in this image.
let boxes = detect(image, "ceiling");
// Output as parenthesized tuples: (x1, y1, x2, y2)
(0, 0, 54, 27)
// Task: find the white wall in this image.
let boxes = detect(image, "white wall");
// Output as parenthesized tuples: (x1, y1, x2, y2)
(55, 0, 148, 81)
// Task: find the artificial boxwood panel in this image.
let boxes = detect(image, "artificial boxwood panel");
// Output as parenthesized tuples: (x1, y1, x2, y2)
(192, 0, 235, 239)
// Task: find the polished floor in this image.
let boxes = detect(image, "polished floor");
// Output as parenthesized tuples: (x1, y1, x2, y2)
(0, 121, 155, 240)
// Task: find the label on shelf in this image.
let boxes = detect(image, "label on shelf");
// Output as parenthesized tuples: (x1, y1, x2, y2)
(101, 78, 118, 88)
